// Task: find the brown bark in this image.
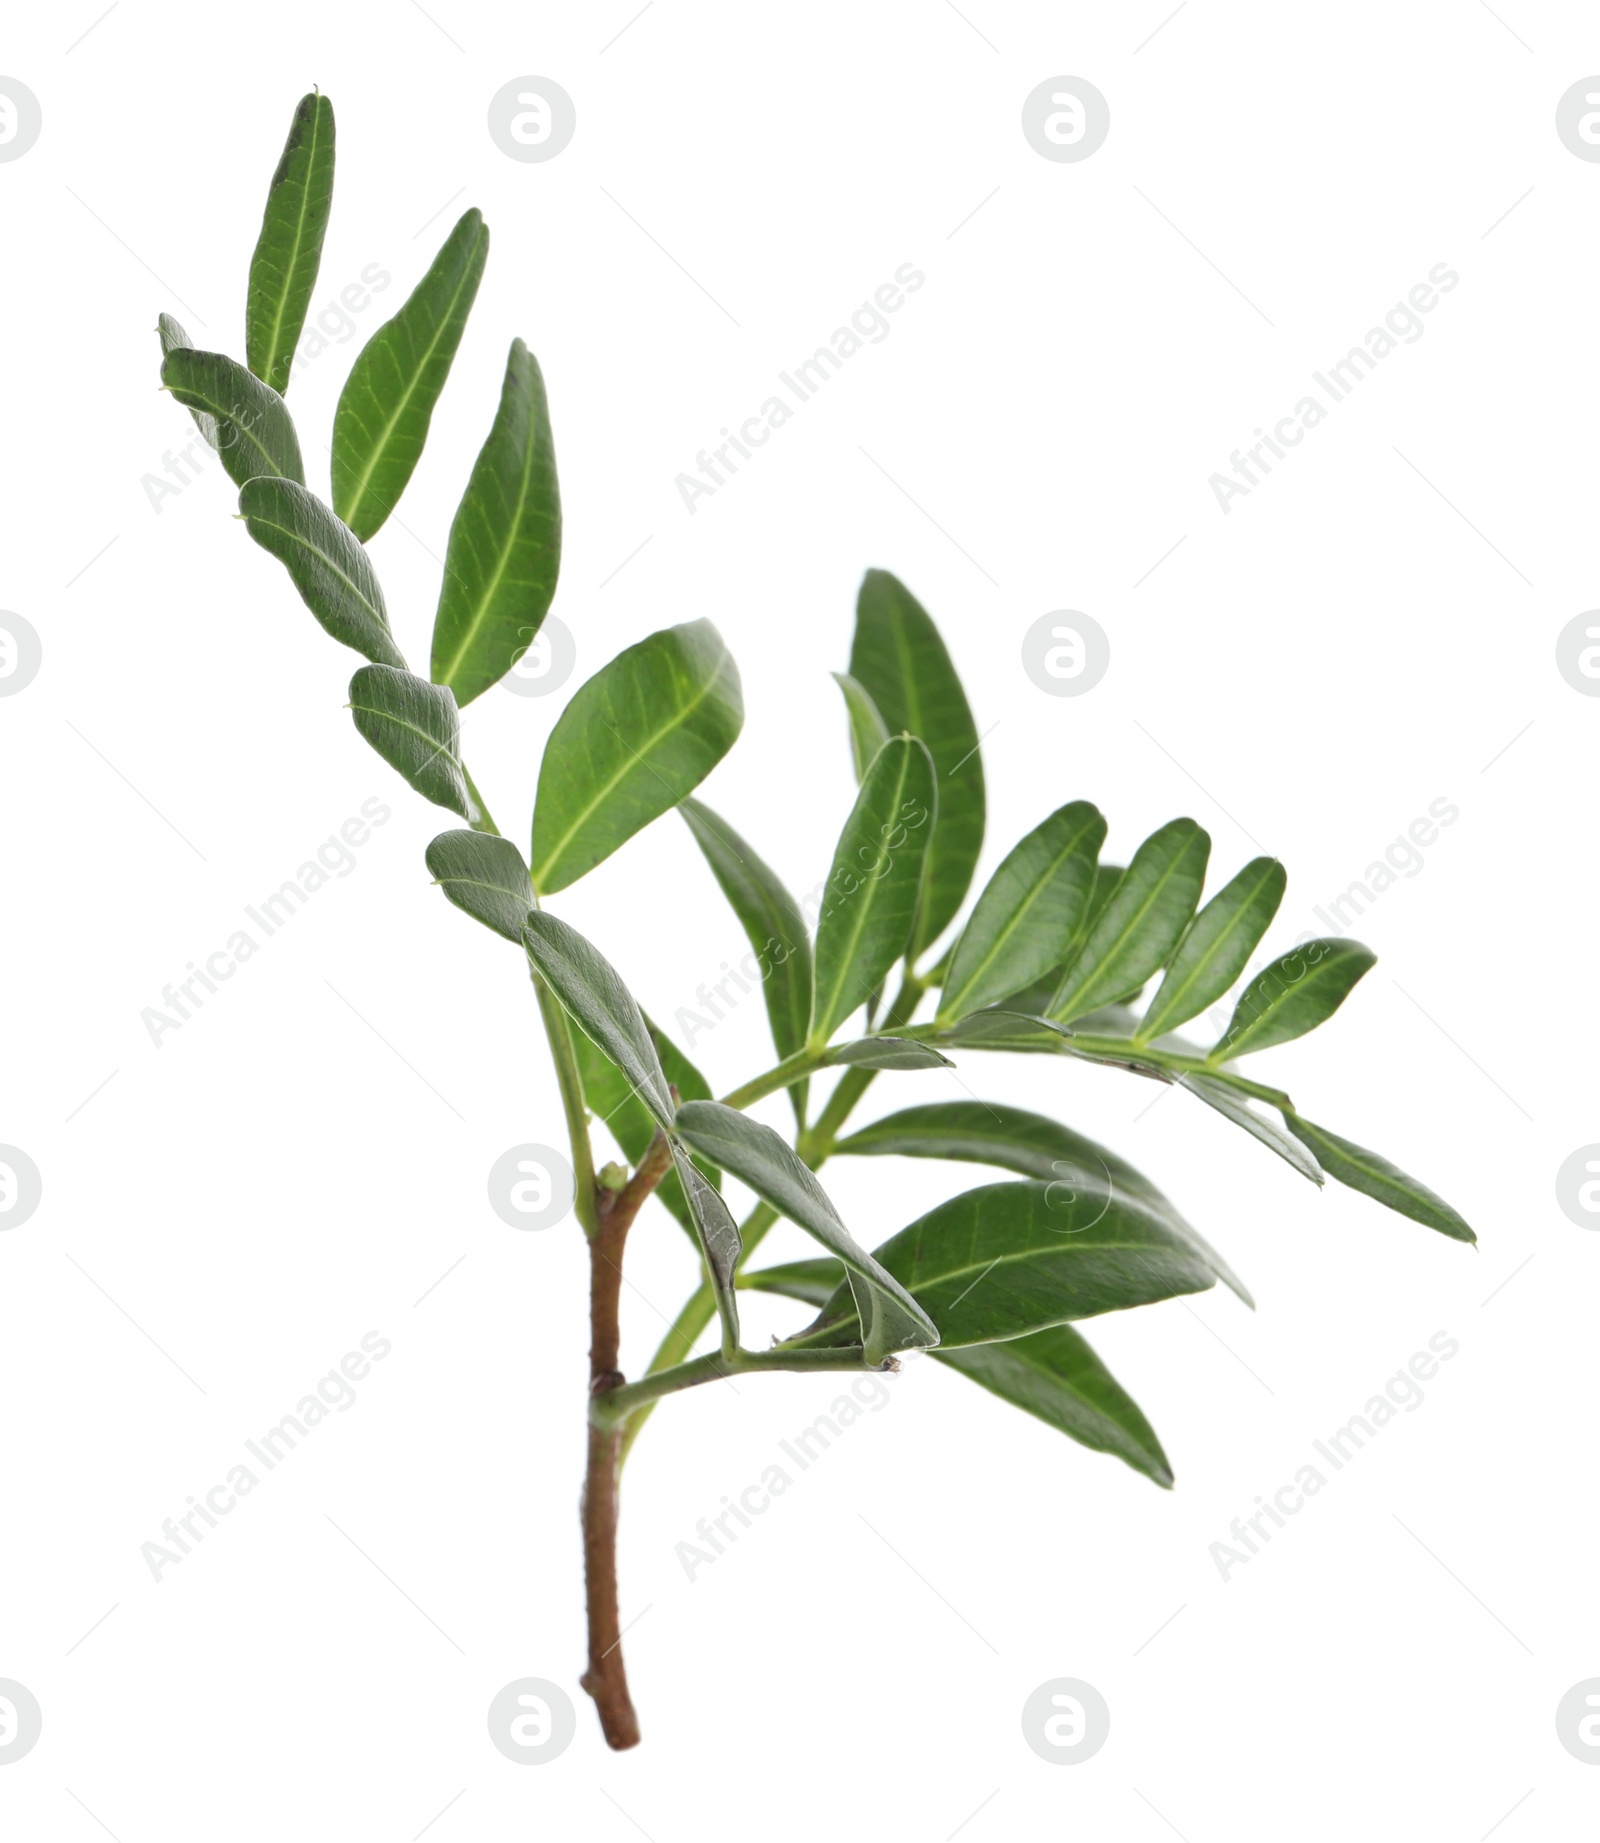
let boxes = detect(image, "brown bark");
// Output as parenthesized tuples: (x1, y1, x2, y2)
(578, 1130, 673, 1750)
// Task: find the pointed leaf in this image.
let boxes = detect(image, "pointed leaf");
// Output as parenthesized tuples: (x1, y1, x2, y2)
(675, 1099, 937, 1363)
(972, 862, 1125, 1018)
(673, 1147, 742, 1346)
(833, 1098, 1251, 1304)
(938, 1009, 1073, 1052)
(431, 339, 561, 707)
(1282, 1115, 1474, 1243)
(237, 478, 404, 667)
(809, 735, 936, 1046)
(849, 570, 984, 956)
(1048, 819, 1210, 1023)
(825, 1037, 953, 1071)
(1213, 938, 1374, 1060)
(349, 666, 472, 820)
(680, 798, 812, 1123)
(521, 911, 673, 1128)
(938, 1327, 1174, 1485)
(246, 90, 336, 395)
(331, 208, 489, 540)
(162, 347, 304, 488)
(426, 829, 532, 943)
(832, 671, 890, 782)
(157, 315, 217, 447)
(742, 1258, 1173, 1484)
(571, 1016, 717, 1236)
(939, 802, 1105, 1022)
(532, 620, 743, 895)
(789, 1179, 1216, 1350)
(1179, 1074, 1323, 1183)
(1138, 857, 1286, 1042)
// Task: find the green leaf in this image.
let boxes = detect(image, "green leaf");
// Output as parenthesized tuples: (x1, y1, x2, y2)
(937, 1009, 1073, 1052)
(680, 798, 812, 1124)
(331, 207, 489, 541)
(938, 802, 1105, 1023)
(673, 1148, 742, 1345)
(742, 1259, 1174, 1484)
(1282, 1115, 1475, 1243)
(789, 1179, 1217, 1350)
(978, 863, 1125, 1019)
(532, 621, 743, 895)
(572, 1016, 717, 1236)
(939, 1328, 1174, 1485)
(832, 671, 890, 782)
(161, 347, 304, 489)
(1048, 819, 1210, 1023)
(349, 666, 472, 820)
(430, 339, 561, 707)
(809, 735, 936, 1047)
(674, 1100, 938, 1363)
(1211, 938, 1375, 1060)
(157, 315, 217, 448)
(833, 1097, 1251, 1305)
(825, 1037, 953, 1071)
(237, 478, 404, 668)
(1178, 1074, 1323, 1184)
(849, 570, 984, 957)
(1137, 857, 1286, 1042)
(425, 829, 532, 943)
(521, 910, 674, 1129)
(738, 1257, 840, 1307)
(246, 90, 336, 396)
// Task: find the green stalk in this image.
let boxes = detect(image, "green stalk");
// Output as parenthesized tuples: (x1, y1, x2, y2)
(594, 1343, 892, 1431)
(719, 1045, 826, 1112)
(624, 964, 931, 1461)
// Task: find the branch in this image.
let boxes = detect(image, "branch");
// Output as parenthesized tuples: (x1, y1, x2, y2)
(579, 1126, 674, 1751)
(592, 1343, 893, 1431)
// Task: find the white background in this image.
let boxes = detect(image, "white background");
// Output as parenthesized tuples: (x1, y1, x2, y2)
(2, 1, 1595, 1835)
